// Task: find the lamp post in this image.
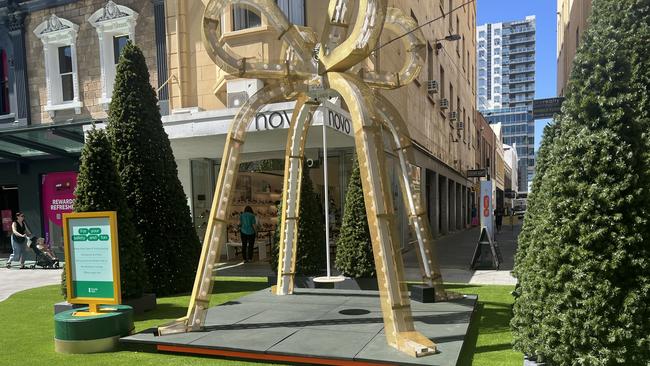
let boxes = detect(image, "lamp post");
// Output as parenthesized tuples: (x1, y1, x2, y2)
(435, 34, 461, 54)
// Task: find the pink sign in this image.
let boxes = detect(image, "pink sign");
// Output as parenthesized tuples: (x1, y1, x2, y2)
(1, 209, 11, 232)
(41, 172, 77, 247)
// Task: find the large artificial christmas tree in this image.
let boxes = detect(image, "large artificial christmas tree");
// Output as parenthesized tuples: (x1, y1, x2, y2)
(270, 168, 326, 276)
(335, 158, 374, 278)
(511, 1, 650, 364)
(106, 42, 201, 296)
(73, 127, 148, 299)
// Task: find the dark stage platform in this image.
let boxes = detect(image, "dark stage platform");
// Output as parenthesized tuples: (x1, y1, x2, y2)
(121, 288, 478, 366)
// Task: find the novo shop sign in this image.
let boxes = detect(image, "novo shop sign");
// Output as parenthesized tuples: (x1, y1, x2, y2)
(252, 102, 353, 136)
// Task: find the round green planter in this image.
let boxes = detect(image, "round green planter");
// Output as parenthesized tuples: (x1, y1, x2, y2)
(54, 305, 134, 353)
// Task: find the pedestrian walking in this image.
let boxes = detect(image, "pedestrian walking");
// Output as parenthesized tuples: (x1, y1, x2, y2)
(239, 206, 257, 263)
(495, 207, 504, 233)
(6, 212, 32, 269)
(471, 205, 478, 226)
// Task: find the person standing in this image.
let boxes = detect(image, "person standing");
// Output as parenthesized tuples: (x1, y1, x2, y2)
(495, 207, 504, 233)
(239, 206, 257, 263)
(6, 212, 31, 269)
(471, 205, 478, 226)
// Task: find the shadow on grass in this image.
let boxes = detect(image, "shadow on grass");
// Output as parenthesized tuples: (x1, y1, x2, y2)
(133, 280, 268, 323)
(457, 303, 482, 366)
(134, 303, 188, 322)
(211, 280, 268, 294)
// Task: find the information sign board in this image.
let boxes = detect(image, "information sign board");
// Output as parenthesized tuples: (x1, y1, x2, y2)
(467, 169, 487, 178)
(533, 97, 565, 119)
(63, 211, 121, 306)
(480, 180, 494, 240)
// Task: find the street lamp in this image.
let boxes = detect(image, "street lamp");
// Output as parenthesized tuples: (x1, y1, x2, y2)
(435, 34, 461, 54)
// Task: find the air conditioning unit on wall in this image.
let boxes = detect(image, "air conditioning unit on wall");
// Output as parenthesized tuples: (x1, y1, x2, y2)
(226, 79, 264, 108)
(440, 98, 449, 109)
(427, 80, 439, 94)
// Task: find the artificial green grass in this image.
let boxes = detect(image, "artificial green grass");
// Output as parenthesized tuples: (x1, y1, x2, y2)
(0, 277, 277, 366)
(0, 278, 520, 365)
(449, 284, 522, 366)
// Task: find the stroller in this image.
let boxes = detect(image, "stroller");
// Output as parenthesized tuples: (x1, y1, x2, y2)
(28, 237, 60, 269)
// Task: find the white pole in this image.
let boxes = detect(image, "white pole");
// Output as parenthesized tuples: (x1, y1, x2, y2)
(322, 122, 331, 277)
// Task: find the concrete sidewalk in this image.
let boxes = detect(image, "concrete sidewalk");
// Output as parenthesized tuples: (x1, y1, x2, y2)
(0, 259, 63, 302)
(0, 223, 519, 303)
(216, 223, 520, 285)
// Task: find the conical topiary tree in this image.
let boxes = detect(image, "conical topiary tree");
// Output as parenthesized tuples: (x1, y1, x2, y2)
(106, 42, 201, 296)
(511, 1, 650, 364)
(270, 167, 326, 276)
(72, 127, 148, 299)
(335, 158, 374, 278)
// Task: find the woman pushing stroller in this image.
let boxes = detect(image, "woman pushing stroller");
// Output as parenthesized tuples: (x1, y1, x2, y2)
(6, 212, 31, 269)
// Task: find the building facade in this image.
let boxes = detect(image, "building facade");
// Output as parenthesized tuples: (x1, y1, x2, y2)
(0, 0, 163, 253)
(163, 0, 479, 244)
(1, 0, 491, 257)
(557, 0, 592, 96)
(477, 16, 535, 193)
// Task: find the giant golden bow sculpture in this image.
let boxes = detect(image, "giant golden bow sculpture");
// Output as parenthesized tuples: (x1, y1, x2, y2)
(160, 0, 456, 357)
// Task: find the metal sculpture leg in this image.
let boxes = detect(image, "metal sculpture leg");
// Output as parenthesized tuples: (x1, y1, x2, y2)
(327, 72, 437, 356)
(373, 92, 454, 300)
(158, 84, 290, 335)
(275, 95, 320, 295)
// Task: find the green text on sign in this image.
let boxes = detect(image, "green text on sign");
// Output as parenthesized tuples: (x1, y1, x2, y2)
(89, 228, 102, 234)
(72, 281, 114, 298)
(78, 228, 89, 235)
(72, 235, 87, 241)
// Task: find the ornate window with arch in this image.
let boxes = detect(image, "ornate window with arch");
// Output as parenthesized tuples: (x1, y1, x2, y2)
(34, 14, 82, 116)
(89, 1, 138, 109)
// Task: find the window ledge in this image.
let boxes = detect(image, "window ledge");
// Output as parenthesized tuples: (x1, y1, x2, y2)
(99, 97, 112, 111)
(221, 25, 275, 42)
(0, 113, 16, 123)
(45, 101, 83, 117)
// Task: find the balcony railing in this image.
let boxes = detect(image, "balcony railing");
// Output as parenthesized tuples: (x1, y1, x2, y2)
(509, 26, 535, 35)
(509, 76, 535, 83)
(510, 67, 535, 74)
(508, 36, 535, 45)
(509, 56, 535, 64)
(509, 87, 535, 94)
(510, 46, 535, 54)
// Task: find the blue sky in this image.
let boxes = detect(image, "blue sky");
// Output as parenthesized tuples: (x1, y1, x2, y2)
(477, 0, 556, 152)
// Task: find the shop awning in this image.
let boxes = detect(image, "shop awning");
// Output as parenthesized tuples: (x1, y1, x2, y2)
(0, 120, 96, 162)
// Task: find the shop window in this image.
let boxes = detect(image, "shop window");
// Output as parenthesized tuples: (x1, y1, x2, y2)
(233, 5, 261, 30)
(89, 1, 138, 110)
(34, 14, 82, 116)
(0, 50, 9, 115)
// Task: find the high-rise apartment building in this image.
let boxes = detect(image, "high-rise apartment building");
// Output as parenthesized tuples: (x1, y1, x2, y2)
(477, 16, 536, 193)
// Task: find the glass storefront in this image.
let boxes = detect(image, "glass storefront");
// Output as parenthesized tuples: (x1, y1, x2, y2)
(188, 148, 357, 260)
